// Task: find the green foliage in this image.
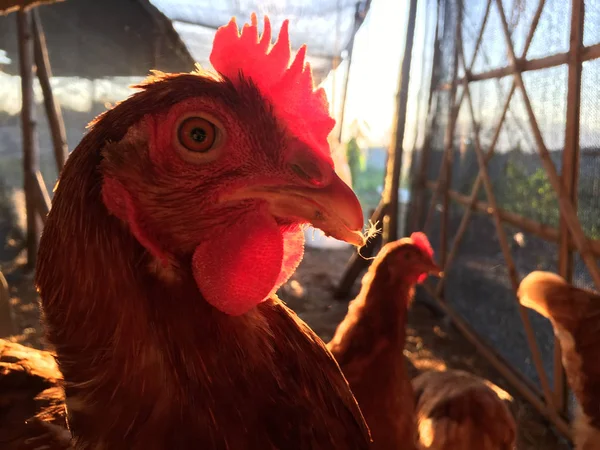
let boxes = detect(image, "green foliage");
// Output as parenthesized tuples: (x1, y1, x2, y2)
(352, 166, 383, 212)
(498, 159, 560, 228)
(346, 137, 365, 187)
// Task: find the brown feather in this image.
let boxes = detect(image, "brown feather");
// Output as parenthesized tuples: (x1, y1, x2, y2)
(519, 271, 600, 449)
(0, 339, 71, 449)
(412, 370, 516, 450)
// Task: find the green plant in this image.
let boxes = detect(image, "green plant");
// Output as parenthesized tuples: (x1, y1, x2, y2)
(346, 137, 365, 187)
(498, 159, 560, 228)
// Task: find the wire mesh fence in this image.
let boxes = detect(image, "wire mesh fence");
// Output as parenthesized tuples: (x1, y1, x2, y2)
(406, 0, 600, 438)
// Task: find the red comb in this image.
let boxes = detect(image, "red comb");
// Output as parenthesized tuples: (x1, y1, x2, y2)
(410, 232, 434, 258)
(210, 14, 335, 158)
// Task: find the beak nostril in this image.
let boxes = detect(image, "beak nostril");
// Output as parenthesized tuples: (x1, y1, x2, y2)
(291, 163, 311, 181)
(290, 160, 326, 186)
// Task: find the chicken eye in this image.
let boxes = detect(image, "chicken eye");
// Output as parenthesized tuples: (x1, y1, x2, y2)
(178, 117, 217, 153)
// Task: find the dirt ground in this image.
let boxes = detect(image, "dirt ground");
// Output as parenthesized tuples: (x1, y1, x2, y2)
(0, 200, 572, 449)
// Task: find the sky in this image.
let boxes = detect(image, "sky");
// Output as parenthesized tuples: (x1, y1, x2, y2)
(320, 0, 435, 151)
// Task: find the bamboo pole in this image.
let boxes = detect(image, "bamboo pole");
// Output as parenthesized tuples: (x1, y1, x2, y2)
(421, 283, 572, 438)
(33, 170, 50, 223)
(434, 83, 516, 296)
(554, 0, 584, 414)
(409, 0, 442, 233)
(439, 140, 453, 269)
(582, 42, 600, 61)
(0, 271, 15, 337)
(17, 8, 39, 270)
(425, 181, 600, 256)
(458, 32, 558, 410)
(436, 3, 462, 271)
(495, 0, 600, 289)
(32, 8, 67, 172)
(423, 80, 460, 233)
(423, 0, 490, 232)
(436, 41, 600, 89)
(381, 0, 419, 244)
(336, 1, 366, 143)
(335, 205, 386, 299)
(405, 0, 435, 231)
(413, 0, 489, 234)
(434, 0, 545, 296)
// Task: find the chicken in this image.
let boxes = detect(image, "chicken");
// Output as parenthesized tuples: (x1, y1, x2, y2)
(412, 370, 516, 450)
(327, 232, 441, 449)
(328, 233, 516, 449)
(15, 13, 373, 449)
(518, 271, 600, 450)
(0, 339, 71, 449)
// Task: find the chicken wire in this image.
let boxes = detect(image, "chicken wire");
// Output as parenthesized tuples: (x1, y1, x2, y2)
(406, 0, 600, 437)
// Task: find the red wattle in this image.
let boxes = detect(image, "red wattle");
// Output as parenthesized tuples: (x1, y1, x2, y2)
(191, 211, 304, 316)
(268, 224, 304, 297)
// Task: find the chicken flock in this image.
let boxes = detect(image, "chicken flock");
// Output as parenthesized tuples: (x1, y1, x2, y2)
(0, 12, 596, 450)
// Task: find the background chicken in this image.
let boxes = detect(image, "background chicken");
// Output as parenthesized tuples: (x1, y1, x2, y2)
(2, 14, 373, 449)
(412, 369, 516, 450)
(518, 271, 600, 450)
(328, 232, 516, 450)
(0, 339, 70, 449)
(327, 232, 441, 449)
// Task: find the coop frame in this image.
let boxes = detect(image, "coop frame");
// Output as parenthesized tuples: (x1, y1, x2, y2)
(407, 0, 600, 439)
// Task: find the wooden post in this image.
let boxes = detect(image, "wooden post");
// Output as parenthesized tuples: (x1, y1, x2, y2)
(334, 0, 421, 296)
(555, 0, 584, 414)
(33, 169, 51, 223)
(381, 0, 419, 244)
(336, 1, 368, 142)
(0, 271, 15, 337)
(335, 205, 385, 299)
(32, 7, 68, 172)
(17, 8, 40, 270)
(407, 0, 442, 234)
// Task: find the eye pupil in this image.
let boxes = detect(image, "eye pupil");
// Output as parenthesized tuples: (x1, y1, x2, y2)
(190, 127, 207, 142)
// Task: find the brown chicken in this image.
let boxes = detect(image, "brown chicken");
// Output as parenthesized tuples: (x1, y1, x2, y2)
(329, 233, 516, 449)
(412, 370, 516, 450)
(4, 13, 374, 449)
(0, 339, 70, 449)
(328, 232, 441, 449)
(518, 271, 600, 450)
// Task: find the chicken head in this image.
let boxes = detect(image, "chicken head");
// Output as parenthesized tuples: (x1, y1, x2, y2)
(373, 232, 442, 287)
(99, 15, 365, 316)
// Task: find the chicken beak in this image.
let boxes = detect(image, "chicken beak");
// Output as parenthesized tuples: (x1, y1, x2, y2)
(264, 172, 366, 247)
(428, 262, 443, 277)
(225, 171, 366, 247)
(417, 261, 443, 283)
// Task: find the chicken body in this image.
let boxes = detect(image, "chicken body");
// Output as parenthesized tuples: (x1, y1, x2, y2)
(328, 234, 440, 450)
(0, 339, 70, 449)
(412, 370, 516, 450)
(31, 15, 370, 449)
(518, 271, 600, 450)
